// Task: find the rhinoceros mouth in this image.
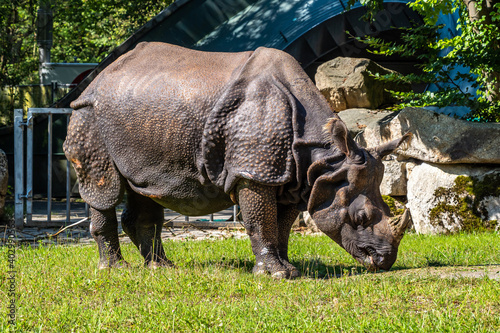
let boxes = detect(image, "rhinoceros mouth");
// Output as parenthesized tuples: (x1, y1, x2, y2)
(357, 246, 380, 272)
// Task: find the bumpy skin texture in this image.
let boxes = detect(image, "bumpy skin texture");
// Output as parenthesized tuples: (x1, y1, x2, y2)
(64, 42, 409, 276)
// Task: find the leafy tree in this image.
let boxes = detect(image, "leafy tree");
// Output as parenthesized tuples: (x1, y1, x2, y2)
(0, 0, 172, 125)
(0, 0, 173, 87)
(0, 0, 39, 87)
(51, 1, 173, 64)
(350, 0, 500, 122)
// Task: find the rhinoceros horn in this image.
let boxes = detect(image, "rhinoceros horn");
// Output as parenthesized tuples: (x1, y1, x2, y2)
(388, 208, 411, 243)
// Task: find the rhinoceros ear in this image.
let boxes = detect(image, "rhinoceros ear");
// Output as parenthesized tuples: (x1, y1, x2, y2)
(370, 132, 412, 160)
(324, 117, 364, 163)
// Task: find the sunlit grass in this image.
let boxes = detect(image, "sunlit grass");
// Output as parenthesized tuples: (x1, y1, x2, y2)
(1, 232, 499, 332)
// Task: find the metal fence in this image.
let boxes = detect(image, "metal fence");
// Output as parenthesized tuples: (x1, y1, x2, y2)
(14, 108, 86, 229)
(13, 108, 241, 229)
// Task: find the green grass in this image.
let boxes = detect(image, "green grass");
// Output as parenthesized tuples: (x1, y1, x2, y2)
(1, 232, 500, 332)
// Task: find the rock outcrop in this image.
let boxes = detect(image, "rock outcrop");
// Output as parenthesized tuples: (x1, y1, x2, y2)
(315, 57, 409, 112)
(356, 107, 500, 164)
(406, 163, 500, 234)
(341, 107, 500, 234)
(337, 108, 397, 138)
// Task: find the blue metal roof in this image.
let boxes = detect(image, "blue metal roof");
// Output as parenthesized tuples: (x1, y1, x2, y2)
(57, 0, 421, 107)
(136, 0, 420, 67)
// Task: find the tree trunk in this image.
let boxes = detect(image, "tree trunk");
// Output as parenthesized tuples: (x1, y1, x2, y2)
(463, 0, 500, 102)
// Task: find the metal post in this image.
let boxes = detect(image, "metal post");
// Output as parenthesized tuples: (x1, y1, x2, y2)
(51, 81, 57, 104)
(233, 205, 238, 223)
(66, 114, 71, 223)
(47, 112, 53, 223)
(14, 109, 25, 229)
(26, 109, 34, 225)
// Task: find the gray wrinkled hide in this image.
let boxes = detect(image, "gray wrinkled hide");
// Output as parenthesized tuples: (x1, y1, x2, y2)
(66, 42, 336, 214)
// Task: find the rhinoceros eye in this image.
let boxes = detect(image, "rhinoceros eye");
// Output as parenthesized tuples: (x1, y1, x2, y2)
(349, 195, 372, 227)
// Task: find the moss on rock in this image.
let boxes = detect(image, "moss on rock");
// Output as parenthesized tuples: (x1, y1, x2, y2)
(382, 195, 405, 216)
(429, 175, 499, 233)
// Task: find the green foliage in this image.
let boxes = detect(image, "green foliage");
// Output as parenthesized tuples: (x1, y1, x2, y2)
(354, 0, 500, 122)
(0, 0, 39, 87)
(0, 0, 173, 87)
(0, 0, 173, 126)
(50, 1, 173, 64)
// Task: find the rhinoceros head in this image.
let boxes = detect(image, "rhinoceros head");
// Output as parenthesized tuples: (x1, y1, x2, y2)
(307, 118, 411, 271)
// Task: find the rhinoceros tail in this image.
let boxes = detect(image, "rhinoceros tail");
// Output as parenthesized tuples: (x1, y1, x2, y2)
(70, 94, 94, 110)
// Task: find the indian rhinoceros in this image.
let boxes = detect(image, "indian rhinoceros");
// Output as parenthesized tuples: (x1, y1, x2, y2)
(64, 42, 411, 278)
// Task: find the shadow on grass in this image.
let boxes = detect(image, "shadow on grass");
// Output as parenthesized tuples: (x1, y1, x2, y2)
(198, 257, 370, 279)
(389, 259, 454, 272)
(293, 259, 367, 279)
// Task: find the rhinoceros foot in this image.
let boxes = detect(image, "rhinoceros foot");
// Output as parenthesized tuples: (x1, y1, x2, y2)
(272, 269, 301, 279)
(98, 259, 130, 270)
(148, 259, 175, 269)
(252, 262, 301, 279)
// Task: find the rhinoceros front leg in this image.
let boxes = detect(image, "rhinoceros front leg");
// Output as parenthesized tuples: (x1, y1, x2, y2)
(90, 207, 128, 269)
(276, 205, 301, 278)
(237, 180, 298, 279)
(121, 190, 173, 269)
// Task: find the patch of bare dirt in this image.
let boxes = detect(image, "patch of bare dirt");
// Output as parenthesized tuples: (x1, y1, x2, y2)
(390, 265, 500, 280)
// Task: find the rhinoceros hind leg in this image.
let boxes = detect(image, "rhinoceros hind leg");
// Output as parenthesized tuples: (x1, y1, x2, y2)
(90, 207, 128, 269)
(121, 190, 173, 268)
(237, 180, 299, 279)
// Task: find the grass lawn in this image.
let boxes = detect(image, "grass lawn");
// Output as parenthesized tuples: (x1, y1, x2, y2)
(1, 231, 499, 332)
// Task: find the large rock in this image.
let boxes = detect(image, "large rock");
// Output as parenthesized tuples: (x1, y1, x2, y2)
(0, 150, 7, 220)
(302, 211, 320, 233)
(380, 157, 407, 196)
(293, 211, 320, 233)
(337, 108, 397, 138)
(315, 57, 408, 112)
(407, 162, 500, 234)
(356, 107, 500, 164)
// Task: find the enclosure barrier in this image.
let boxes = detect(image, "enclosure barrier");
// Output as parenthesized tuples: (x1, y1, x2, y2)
(13, 108, 240, 229)
(14, 108, 85, 229)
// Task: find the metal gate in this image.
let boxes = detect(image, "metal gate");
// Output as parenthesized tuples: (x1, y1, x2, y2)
(14, 108, 85, 229)
(13, 108, 241, 230)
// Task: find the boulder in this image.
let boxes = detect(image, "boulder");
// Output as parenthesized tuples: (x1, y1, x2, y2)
(356, 107, 500, 164)
(380, 157, 407, 196)
(0, 150, 7, 220)
(337, 108, 397, 138)
(315, 57, 408, 112)
(406, 162, 500, 234)
(302, 211, 320, 233)
(293, 211, 320, 233)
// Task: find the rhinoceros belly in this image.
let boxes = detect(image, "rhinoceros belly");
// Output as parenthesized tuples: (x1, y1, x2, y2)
(101, 109, 234, 216)
(128, 174, 234, 216)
